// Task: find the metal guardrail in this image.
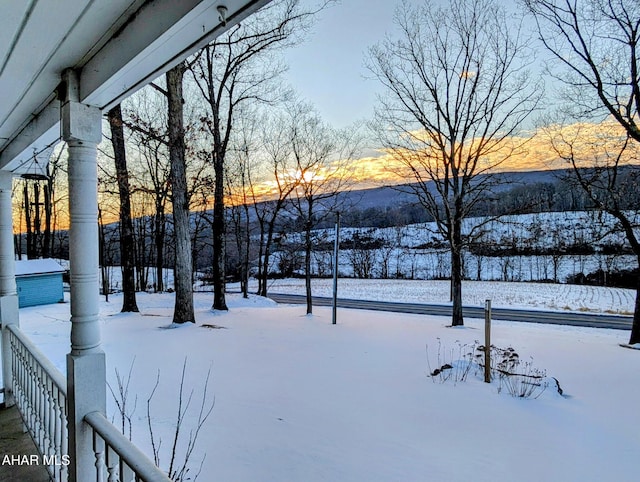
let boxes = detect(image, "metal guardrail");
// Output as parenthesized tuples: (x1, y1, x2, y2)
(84, 411, 171, 482)
(8, 323, 69, 482)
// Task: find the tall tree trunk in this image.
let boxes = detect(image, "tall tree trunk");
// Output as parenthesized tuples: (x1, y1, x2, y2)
(191, 209, 206, 285)
(43, 183, 51, 258)
(153, 208, 165, 292)
(451, 218, 464, 326)
(630, 257, 640, 345)
(212, 147, 228, 310)
(24, 184, 33, 258)
(98, 208, 109, 302)
(108, 104, 139, 312)
(258, 202, 289, 298)
(34, 183, 41, 255)
(304, 203, 313, 315)
(259, 225, 276, 298)
(241, 202, 251, 299)
(14, 233, 20, 260)
(231, 202, 250, 299)
(305, 231, 312, 315)
(135, 218, 148, 291)
(256, 219, 266, 296)
(167, 62, 195, 324)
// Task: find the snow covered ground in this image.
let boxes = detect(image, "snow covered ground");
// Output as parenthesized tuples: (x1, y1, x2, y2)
(13, 282, 639, 482)
(245, 277, 636, 315)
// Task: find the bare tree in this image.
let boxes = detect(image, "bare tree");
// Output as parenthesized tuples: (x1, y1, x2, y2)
(525, 0, 640, 344)
(367, 0, 540, 325)
(98, 208, 119, 300)
(42, 147, 68, 259)
(15, 145, 67, 260)
(123, 89, 171, 293)
(108, 104, 139, 312)
(225, 109, 261, 298)
(347, 231, 379, 279)
(20, 170, 54, 259)
(253, 109, 301, 297)
(190, 0, 332, 311)
(286, 101, 360, 314)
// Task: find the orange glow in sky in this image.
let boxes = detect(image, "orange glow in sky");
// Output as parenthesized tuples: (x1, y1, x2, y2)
(325, 119, 639, 191)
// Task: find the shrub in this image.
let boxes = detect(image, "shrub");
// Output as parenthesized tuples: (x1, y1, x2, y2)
(427, 340, 561, 399)
(426, 339, 476, 385)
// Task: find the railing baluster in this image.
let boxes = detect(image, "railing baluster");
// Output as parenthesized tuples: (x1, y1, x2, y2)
(47, 380, 55, 471)
(33, 362, 39, 444)
(121, 459, 135, 482)
(106, 444, 118, 482)
(53, 386, 62, 481)
(93, 426, 106, 482)
(37, 364, 45, 451)
(60, 391, 68, 482)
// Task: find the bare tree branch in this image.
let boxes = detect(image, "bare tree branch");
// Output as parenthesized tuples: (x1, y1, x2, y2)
(527, 0, 640, 344)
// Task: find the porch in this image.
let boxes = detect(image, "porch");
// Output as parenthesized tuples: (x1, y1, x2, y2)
(0, 1, 269, 481)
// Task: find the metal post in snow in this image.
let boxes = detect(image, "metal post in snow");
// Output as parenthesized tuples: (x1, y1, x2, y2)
(332, 212, 340, 325)
(484, 299, 491, 383)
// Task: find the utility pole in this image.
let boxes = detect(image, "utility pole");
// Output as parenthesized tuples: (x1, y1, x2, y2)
(484, 299, 491, 383)
(332, 212, 340, 325)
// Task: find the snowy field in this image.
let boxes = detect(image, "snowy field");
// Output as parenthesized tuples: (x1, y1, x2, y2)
(13, 285, 639, 482)
(244, 277, 636, 315)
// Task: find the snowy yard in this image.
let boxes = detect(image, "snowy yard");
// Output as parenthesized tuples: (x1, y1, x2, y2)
(15, 285, 639, 481)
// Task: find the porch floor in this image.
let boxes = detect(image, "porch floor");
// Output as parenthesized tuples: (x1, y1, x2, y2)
(0, 403, 51, 482)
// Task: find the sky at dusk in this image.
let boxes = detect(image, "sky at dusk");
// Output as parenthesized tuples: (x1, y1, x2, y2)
(282, 0, 400, 129)
(279, 0, 560, 178)
(281, 0, 536, 130)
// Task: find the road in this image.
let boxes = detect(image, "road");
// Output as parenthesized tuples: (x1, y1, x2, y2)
(267, 293, 632, 330)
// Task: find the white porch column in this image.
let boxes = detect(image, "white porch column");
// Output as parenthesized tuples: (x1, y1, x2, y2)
(0, 170, 18, 407)
(61, 71, 106, 482)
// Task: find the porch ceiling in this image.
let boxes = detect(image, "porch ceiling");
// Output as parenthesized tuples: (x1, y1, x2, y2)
(0, 0, 270, 174)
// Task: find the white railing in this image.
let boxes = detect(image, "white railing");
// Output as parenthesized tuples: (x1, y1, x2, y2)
(8, 323, 69, 482)
(7, 324, 171, 482)
(84, 411, 171, 482)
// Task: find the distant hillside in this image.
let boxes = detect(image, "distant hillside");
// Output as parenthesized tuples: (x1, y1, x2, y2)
(336, 168, 569, 211)
(317, 166, 640, 230)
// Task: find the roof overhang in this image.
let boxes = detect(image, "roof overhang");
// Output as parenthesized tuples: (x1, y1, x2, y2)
(0, 0, 270, 174)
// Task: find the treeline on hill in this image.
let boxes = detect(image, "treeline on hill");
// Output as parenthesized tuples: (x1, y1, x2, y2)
(329, 168, 640, 230)
(16, 168, 639, 290)
(567, 268, 639, 290)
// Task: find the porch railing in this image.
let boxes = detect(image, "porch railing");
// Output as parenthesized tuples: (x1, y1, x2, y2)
(7, 324, 171, 482)
(85, 411, 171, 482)
(8, 323, 68, 482)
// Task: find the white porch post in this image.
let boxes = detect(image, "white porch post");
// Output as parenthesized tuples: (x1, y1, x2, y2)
(61, 70, 106, 482)
(0, 170, 18, 407)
